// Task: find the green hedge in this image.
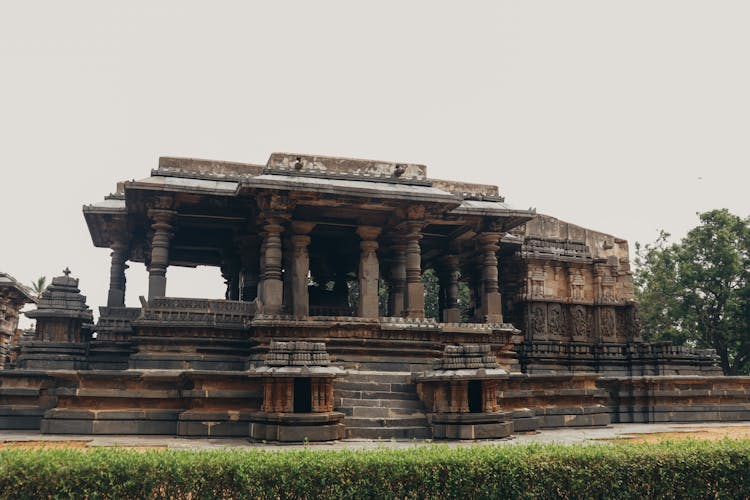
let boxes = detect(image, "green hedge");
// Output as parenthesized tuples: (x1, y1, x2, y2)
(0, 440, 748, 499)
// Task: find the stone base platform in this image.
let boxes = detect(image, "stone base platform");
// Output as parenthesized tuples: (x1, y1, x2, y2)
(496, 373, 611, 430)
(599, 376, 750, 424)
(0, 406, 48, 429)
(249, 411, 345, 442)
(41, 409, 181, 435)
(178, 410, 254, 437)
(431, 412, 513, 440)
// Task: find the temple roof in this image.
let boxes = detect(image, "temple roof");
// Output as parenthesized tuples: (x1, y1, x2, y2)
(82, 153, 537, 265)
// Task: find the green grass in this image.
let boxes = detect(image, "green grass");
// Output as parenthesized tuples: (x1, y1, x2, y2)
(0, 439, 748, 499)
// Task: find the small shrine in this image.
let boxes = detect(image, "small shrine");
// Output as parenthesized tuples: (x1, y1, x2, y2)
(19, 269, 93, 370)
(414, 344, 513, 439)
(249, 341, 345, 442)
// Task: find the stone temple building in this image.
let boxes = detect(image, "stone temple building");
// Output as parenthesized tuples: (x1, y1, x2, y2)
(0, 153, 747, 441)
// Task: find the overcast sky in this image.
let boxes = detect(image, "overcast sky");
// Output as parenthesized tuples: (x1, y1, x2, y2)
(1, 2, 748, 324)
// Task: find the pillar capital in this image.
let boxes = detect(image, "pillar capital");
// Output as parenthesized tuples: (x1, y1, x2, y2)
(291, 234, 312, 249)
(477, 231, 501, 250)
(291, 221, 316, 235)
(356, 225, 382, 241)
(147, 208, 176, 225)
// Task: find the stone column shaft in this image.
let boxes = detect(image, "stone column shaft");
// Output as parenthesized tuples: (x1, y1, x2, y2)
(107, 242, 128, 307)
(147, 209, 175, 301)
(388, 244, 406, 317)
(357, 226, 382, 318)
(404, 222, 425, 318)
(478, 232, 503, 323)
(259, 217, 285, 315)
(291, 234, 312, 317)
(441, 255, 460, 323)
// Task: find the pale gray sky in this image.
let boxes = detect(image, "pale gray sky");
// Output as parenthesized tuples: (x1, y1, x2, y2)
(2, 2, 748, 325)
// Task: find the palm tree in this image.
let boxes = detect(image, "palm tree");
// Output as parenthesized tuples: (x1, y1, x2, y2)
(30, 276, 47, 298)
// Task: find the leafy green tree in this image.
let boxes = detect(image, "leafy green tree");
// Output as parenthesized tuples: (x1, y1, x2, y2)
(635, 209, 750, 374)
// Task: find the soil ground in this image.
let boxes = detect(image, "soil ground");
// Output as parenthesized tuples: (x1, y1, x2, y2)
(1, 423, 750, 451)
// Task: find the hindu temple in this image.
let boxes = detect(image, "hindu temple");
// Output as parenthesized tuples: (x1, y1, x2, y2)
(0, 153, 747, 441)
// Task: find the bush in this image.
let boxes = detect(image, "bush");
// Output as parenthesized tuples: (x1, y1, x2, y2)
(0, 440, 748, 499)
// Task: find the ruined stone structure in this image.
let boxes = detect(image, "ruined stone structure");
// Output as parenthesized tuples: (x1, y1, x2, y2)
(0, 273, 35, 368)
(0, 153, 746, 440)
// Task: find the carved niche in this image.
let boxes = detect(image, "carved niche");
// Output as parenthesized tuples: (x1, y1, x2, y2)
(530, 265, 545, 299)
(569, 268, 585, 301)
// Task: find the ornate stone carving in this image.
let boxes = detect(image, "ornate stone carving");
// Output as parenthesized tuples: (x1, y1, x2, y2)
(548, 303, 563, 338)
(530, 267, 545, 298)
(570, 268, 585, 301)
(530, 304, 546, 339)
(571, 305, 590, 339)
(599, 307, 615, 339)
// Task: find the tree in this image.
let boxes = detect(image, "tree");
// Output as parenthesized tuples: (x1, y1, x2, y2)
(30, 276, 47, 298)
(635, 209, 750, 375)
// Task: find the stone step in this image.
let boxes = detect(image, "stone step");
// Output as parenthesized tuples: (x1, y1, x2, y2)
(334, 406, 423, 417)
(346, 426, 432, 440)
(334, 381, 419, 394)
(342, 372, 413, 384)
(334, 389, 420, 401)
(347, 406, 426, 418)
(336, 397, 424, 410)
(345, 416, 428, 428)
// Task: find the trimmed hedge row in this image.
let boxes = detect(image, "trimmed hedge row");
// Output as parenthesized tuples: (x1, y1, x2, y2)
(0, 440, 748, 499)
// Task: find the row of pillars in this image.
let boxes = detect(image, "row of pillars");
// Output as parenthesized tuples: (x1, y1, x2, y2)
(105, 209, 504, 323)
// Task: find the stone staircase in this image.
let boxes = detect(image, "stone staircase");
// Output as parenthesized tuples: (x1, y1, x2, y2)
(334, 371, 431, 439)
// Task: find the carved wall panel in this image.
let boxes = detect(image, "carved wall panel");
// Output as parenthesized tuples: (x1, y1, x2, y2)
(547, 303, 566, 339)
(570, 305, 591, 341)
(527, 303, 547, 340)
(597, 307, 616, 341)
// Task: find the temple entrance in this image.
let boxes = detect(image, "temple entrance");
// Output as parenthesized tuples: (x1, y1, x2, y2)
(468, 380, 483, 413)
(293, 378, 312, 413)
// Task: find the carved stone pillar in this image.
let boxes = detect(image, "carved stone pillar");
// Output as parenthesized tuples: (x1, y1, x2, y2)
(282, 236, 293, 313)
(478, 232, 503, 323)
(388, 244, 406, 317)
(107, 241, 128, 307)
(258, 214, 285, 315)
(290, 222, 315, 317)
(441, 254, 461, 323)
(147, 209, 176, 301)
(237, 235, 260, 302)
(257, 232, 268, 304)
(357, 226, 382, 318)
(404, 221, 425, 318)
(221, 256, 241, 301)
